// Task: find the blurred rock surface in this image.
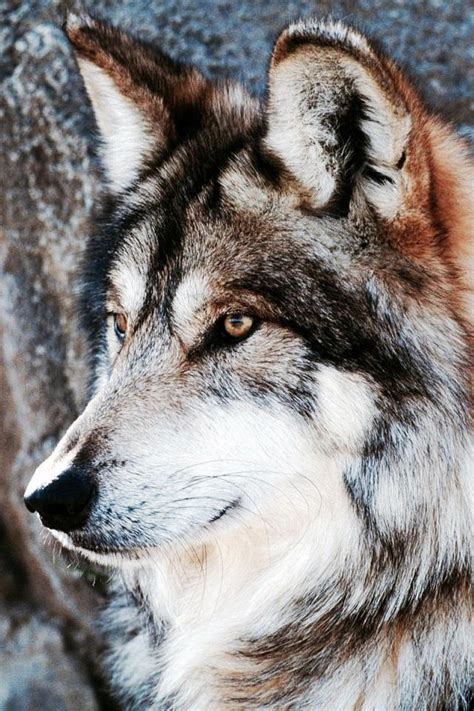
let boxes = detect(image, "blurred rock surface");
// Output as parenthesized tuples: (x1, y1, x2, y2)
(1, 0, 472, 707)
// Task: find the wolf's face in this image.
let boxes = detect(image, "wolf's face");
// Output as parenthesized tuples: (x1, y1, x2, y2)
(25, 16, 472, 567)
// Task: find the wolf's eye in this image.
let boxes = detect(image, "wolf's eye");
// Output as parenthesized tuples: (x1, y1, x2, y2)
(113, 313, 128, 341)
(222, 313, 255, 340)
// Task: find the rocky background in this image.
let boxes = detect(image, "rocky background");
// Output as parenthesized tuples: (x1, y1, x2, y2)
(1, 0, 472, 707)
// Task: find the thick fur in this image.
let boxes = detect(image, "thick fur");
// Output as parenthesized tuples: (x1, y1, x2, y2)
(25, 13, 473, 710)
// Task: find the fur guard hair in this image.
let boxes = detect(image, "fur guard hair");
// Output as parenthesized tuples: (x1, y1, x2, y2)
(25, 12, 473, 710)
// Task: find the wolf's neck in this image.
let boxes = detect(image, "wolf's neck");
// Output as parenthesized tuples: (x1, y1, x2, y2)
(116, 467, 361, 706)
(114, 449, 471, 709)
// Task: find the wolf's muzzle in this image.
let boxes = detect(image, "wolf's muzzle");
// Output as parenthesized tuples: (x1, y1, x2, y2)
(24, 465, 96, 532)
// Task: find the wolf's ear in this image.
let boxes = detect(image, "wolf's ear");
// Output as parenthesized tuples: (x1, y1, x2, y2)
(264, 20, 415, 217)
(65, 13, 208, 192)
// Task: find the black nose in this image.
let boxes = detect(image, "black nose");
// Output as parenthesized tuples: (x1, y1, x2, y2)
(24, 465, 96, 532)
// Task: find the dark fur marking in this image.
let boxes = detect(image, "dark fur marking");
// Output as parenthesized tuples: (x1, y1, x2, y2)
(396, 150, 407, 170)
(207, 498, 241, 524)
(325, 92, 372, 216)
(229, 561, 471, 708)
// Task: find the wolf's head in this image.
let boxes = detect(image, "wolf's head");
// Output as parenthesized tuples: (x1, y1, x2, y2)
(25, 15, 472, 573)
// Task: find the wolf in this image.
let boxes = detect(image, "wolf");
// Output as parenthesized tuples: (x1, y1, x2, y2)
(24, 11, 472, 710)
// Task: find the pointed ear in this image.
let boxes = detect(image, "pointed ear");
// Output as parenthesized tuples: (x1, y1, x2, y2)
(65, 13, 208, 192)
(264, 20, 415, 217)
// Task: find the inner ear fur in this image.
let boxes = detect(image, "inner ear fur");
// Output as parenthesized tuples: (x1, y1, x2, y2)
(264, 20, 422, 217)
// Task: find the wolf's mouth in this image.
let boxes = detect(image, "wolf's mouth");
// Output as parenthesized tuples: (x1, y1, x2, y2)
(51, 498, 242, 560)
(52, 531, 154, 564)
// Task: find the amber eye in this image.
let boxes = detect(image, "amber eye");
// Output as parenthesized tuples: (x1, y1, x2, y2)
(222, 313, 255, 340)
(113, 313, 128, 341)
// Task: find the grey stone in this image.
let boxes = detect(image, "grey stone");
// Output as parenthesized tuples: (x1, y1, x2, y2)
(1, 0, 472, 707)
(0, 609, 99, 711)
